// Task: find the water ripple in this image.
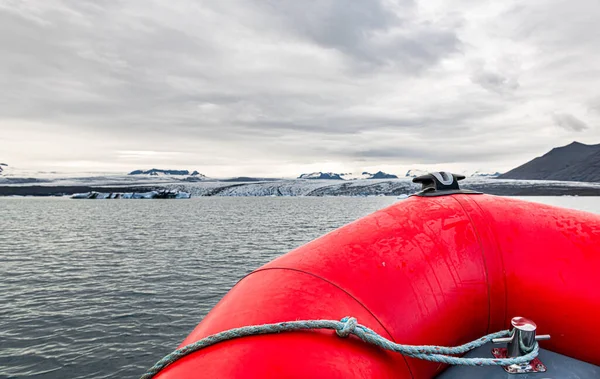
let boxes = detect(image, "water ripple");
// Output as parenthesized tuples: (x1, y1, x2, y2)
(0, 197, 401, 379)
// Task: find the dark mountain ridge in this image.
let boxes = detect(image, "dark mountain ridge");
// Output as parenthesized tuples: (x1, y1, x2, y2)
(499, 141, 600, 182)
(297, 171, 398, 180)
(368, 171, 399, 179)
(128, 168, 203, 176)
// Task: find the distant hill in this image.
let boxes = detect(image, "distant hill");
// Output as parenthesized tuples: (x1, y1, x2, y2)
(405, 169, 428, 178)
(471, 170, 502, 177)
(298, 172, 343, 180)
(128, 168, 205, 177)
(368, 171, 398, 179)
(0, 163, 6, 174)
(499, 141, 600, 182)
(298, 171, 398, 180)
(405, 169, 501, 178)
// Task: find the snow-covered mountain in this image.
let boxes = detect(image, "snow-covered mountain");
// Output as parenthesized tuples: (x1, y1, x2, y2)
(405, 169, 502, 178)
(405, 169, 429, 178)
(471, 170, 502, 177)
(340, 172, 369, 180)
(0, 163, 19, 177)
(128, 168, 206, 179)
(298, 171, 398, 180)
(298, 172, 344, 180)
(368, 171, 398, 179)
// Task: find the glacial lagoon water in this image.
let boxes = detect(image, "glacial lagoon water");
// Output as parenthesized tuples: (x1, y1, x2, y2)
(1, 196, 599, 378)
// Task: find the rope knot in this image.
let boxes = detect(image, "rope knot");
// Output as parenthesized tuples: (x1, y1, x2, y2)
(336, 317, 357, 338)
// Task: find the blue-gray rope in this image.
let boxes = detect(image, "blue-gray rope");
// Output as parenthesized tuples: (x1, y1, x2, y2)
(141, 317, 538, 379)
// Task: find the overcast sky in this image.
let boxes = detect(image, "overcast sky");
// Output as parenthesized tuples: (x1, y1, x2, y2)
(1, 0, 599, 177)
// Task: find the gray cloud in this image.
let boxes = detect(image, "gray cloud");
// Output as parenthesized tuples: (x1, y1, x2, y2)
(552, 113, 589, 132)
(1, 0, 600, 177)
(345, 144, 532, 164)
(254, 0, 461, 71)
(470, 68, 519, 94)
(589, 97, 600, 114)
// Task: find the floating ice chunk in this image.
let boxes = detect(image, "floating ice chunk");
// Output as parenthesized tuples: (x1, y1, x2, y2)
(70, 190, 190, 199)
(131, 191, 158, 199)
(175, 192, 191, 199)
(72, 192, 92, 199)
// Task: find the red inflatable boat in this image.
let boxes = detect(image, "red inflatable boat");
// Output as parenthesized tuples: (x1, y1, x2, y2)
(150, 173, 600, 378)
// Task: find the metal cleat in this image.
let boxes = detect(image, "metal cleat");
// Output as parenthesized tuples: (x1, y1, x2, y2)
(491, 316, 551, 374)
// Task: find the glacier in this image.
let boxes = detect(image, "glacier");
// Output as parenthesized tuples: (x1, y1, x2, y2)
(159, 177, 600, 197)
(2, 171, 600, 197)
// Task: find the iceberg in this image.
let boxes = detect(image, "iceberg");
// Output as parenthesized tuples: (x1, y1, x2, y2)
(71, 190, 191, 199)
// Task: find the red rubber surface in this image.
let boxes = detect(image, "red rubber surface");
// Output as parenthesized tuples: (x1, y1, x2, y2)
(155, 195, 600, 378)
